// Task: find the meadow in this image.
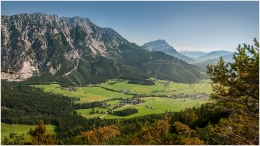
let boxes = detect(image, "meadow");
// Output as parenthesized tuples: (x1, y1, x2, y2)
(101, 80, 166, 94)
(33, 84, 132, 103)
(1, 123, 56, 143)
(32, 79, 212, 101)
(76, 97, 210, 119)
(102, 79, 212, 95)
(32, 79, 213, 119)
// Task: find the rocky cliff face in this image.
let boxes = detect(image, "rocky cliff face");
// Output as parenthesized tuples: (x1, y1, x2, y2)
(1, 13, 201, 84)
(1, 13, 126, 81)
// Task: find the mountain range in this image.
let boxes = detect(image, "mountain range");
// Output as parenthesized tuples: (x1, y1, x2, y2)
(195, 50, 233, 61)
(141, 39, 236, 67)
(1, 13, 202, 85)
(193, 54, 234, 69)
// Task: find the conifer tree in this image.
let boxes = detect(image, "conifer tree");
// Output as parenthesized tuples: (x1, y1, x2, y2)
(206, 38, 259, 144)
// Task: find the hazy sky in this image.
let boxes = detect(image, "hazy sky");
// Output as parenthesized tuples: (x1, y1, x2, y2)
(1, 1, 259, 52)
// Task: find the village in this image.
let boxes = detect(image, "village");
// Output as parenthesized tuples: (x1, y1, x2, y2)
(60, 86, 77, 91)
(171, 92, 209, 100)
(111, 98, 145, 110)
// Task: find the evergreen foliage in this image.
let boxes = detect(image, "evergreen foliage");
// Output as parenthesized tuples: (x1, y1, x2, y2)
(111, 108, 138, 116)
(206, 38, 259, 144)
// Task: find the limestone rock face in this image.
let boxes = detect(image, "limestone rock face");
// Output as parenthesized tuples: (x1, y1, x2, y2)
(1, 13, 124, 81)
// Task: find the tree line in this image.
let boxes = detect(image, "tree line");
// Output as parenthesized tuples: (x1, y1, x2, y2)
(110, 108, 138, 116)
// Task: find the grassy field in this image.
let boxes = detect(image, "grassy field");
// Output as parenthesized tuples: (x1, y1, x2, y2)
(102, 79, 212, 95)
(165, 79, 212, 94)
(33, 84, 132, 103)
(76, 108, 107, 118)
(76, 97, 210, 119)
(101, 81, 166, 94)
(31, 79, 213, 119)
(32, 79, 212, 102)
(106, 100, 122, 105)
(1, 123, 56, 142)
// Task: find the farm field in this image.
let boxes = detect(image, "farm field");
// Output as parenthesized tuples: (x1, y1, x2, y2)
(32, 79, 213, 119)
(166, 80, 212, 94)
(106, 100, 122, 105)
(76, 97, 211, 119)
(32, 79, 212, 102)
(1, 123, 56, 143)
(102, 79, 212, 95)
(33, 84, 132, 103)
(101, 81, 165, 94)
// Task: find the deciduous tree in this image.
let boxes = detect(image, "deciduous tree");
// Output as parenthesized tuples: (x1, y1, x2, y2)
(81, 125, 120, 145)
(29, 120, 58, 145)
(173, 122, 204, 145)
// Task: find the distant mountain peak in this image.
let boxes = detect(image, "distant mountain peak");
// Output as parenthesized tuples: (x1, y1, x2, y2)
(143, 39, 167, 46)
(142, 39, 169, 51)
(141, 40, 195, 62)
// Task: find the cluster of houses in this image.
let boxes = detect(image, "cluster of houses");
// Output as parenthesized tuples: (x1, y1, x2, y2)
(100, 103, 110, 108)
(145, 105, 155, 110)
(60, 86, 77, 91)
(163, 81, 171, 87)
(171, 92, 208, 100)
(112, 98, 145, 109)
(119, 89, 132, 93)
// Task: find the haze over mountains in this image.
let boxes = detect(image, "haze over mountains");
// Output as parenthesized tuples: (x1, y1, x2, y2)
(193, 54, 234, 69)
(141, 39, 235, 67)
(1, 13, 201, 84)
(196, 50, 233, 61)
(178, 50, 207, 60)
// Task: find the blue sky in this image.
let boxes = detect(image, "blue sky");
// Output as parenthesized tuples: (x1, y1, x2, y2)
(1, 1, 259, 52)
